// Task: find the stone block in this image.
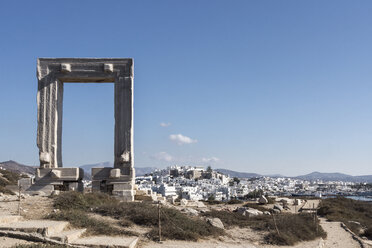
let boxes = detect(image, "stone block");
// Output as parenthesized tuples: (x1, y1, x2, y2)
(91, 167, 111, 180)
(104, 63, 114, 73)
(113, 183, 133, 191)
(61, 63, 71, 72)
(50, 170, 61, 179)
(110, 168, 121, 178)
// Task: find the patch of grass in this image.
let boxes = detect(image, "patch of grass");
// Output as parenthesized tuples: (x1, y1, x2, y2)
(50, 192, 224, 241)
(0, 169, 20, 185)
(318, 197, 372, 239)
(52, 191, 116, 210)
(0, 169, 19, 195)
(202, 210, 326, 245)
(0, 186, 15, 195)
(47, 209, 137, 236)
(227, 199, 243, 204)
(95, 201, 224, 241)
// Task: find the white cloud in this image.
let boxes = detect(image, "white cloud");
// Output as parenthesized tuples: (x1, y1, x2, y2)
(150, 152, 173, 162)
(160, 122, 171, 127)
(169, 134, 197, 145)
(201, 157, 220, 163)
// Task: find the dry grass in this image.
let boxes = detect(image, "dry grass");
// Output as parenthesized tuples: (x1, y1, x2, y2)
(50, 192, 224, 241)
(0, 168, 19, 195)
(47, 209, 137, 236)
(12, 245, 67, 248)
(202, 210, 326, 245)
(95, 201, 224, 241)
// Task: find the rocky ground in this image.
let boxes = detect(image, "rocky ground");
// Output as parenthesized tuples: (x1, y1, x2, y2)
(0, 194, 369, 248)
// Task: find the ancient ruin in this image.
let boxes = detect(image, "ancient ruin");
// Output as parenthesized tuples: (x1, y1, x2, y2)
(31, 58, 135, 201)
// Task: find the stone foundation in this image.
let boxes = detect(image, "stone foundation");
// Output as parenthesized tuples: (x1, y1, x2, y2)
(91, 167, 135, 201)
(26, 168, 84, 194)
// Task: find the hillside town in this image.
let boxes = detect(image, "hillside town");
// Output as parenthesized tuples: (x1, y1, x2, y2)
(134, 165, 372, 202)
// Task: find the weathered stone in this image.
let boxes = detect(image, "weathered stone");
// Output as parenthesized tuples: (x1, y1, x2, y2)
(272, 209, 281, 214)
(110, 168, 121, 179)
(180, 198, 188, 206)
(206, 218, 224, 229)
(34, 58, 135, 199)
(182, 208, 199, 216)
(259, 195, 268, 204)
(274, 204, 283, 211)
(50, 170, 61, 179)
(196, 201, 207, 208)
(244, 208, 263, 217)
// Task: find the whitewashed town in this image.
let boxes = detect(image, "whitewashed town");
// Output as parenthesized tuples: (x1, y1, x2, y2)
(128, 165, 370, 203)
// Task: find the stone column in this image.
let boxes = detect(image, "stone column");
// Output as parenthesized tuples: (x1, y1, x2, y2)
(114, 75, 134, 177)
(37, 75, 63, 169)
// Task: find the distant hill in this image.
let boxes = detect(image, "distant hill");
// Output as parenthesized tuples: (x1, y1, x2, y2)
(79, 161, 156, 179)
(296, 171, 372, 183)
(0, 160, 36, 175)
(216, 169, 261, 178)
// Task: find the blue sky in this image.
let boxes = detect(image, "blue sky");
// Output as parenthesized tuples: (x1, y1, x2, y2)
(1, 1, 372, 176)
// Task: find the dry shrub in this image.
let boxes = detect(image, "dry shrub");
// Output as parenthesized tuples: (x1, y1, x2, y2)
(96, 201, 224, 241)
(50, 192, 223, 241)
(318, 197, 372, 240)
(47, 209, 137, 236)
(202, 210, 326, 245)
(52, 191, 116, 210)
(227, 199, 243, 204)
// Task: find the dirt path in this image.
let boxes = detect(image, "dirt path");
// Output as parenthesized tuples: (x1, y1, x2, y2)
(319, 218, 360, 248)
(0, 237, 35, 247)
(0, 195, 53, 220)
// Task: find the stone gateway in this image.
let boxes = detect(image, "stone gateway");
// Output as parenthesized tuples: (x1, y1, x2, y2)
(31, 58, 135, 201)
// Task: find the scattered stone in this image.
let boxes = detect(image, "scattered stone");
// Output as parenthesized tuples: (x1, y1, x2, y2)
(348, 221, 361, 226)
(274, 204, 283, 211)
(272, 209, 281, 214)
(180, 199, 188, 206)
(51, 190, 60, 196)
(181, 208, 199, 216)
(259, 195, 268, 204)
(244, 208, 263, 217)
(236, 207, 247, 215)
(264, 211, 271, 215)
(206, 218, 224, 229)
(236, 207, 263, 216)
(196, 201, 207, 209)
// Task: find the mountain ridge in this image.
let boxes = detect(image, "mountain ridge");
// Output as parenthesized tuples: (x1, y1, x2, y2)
(1, 160, 371, 182)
